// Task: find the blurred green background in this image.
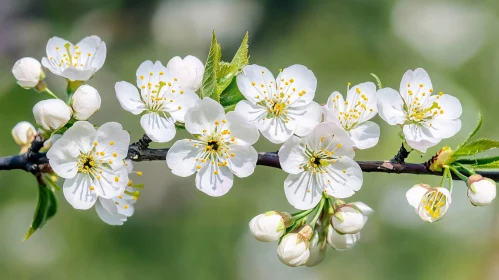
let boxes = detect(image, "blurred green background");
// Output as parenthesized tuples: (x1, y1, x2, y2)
(1, 0, 499, 279)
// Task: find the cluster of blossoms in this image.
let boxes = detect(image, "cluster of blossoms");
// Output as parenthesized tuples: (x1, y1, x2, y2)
(9, 33, 498, 266)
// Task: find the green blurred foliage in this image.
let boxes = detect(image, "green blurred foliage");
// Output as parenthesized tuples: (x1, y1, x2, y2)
(1, 0, 499, 279)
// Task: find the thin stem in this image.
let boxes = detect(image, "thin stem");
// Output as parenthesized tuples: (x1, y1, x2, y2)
(310, 197, 326, 228)
(454, 163, 476, 176)
(44, 88, 58, 99)
(292, 208, 314, 221)
(447, 165, 468, 182)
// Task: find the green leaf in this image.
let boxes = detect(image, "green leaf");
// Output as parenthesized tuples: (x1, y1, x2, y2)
(454, 138, 499, 157)
(25, 182, 58, 240)
(456, 113, 482, 150)
(370, 73, 383, 89)
(473, 161, 499, 169)
(200, 31, 222, 100)
(456, 156, 499, 166)
(216, 32, 249, 95)
(220, 78, 245, 110)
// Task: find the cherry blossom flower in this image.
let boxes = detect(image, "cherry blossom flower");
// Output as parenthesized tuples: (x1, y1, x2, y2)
(406, 184, 452, 222)
(41, 36, 106, 81)
(115, 60, 199, 143)
(46, 121, 130, 209)
(323, 82, 380, 149)
(377, 68, 462, 152)
(166, 98, 259, 197)
(278, 122, 363, 210)
(235, 64, 323, 144)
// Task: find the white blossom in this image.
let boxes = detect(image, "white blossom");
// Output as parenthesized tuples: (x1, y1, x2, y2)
(166, 98, 259, 196)
(41, 36, 106, 81)
(72, 85, 101, 120)
(327, 225, 360, 250)
(235, 64, 323, 144)
(11, 121, 36, 153)
(95, 160, 139, 225)
(12, 57, 44, 88)
(46, 121, 130, 209)
(377, 68, 462, 152)
(33, 99, 72, 131)
(467, 175, 496, 206)
(331, 202, 373, 234)
(115, 60, 199, 143)
(249, 211, 290, 242)
(277, 226, 312, 267)
(166, 55, 204, 91)
(406, 184, 452, 222)
(323, 82, 380, 149)
(278, 122, 363, 210)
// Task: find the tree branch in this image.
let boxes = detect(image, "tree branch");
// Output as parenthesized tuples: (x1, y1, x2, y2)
(2, 137, 499, 181)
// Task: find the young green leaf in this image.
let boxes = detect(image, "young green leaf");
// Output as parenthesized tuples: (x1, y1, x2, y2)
(24, 182, 58, 240)
(220, 78, 246, 110)
(216, 32, 249, 94)
(200, 31, 222, 100)
(456, 112, 482, 150)
(456, 155, 499, 166)
(454, 138, 499, 157)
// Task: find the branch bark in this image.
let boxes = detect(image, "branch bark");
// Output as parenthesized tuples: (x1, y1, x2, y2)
(1, 136, 499, 180)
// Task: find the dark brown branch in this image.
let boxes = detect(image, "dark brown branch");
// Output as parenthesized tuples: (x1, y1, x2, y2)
(2, 139, 499, 181)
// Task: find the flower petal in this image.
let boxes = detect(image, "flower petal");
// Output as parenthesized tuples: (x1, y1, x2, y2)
(236, 65, 276, 103)
(432, 94, 463, 120)
(284, 172, 322, 210)
(323, 92, 345, 124)
(59, 121, 97, 152)
(288, 101, 323, 136)
(140, 112, 176, 143)
(92, 167, 128, 199)
(185, 98, 225, 135)
(225, 111, 260, 145)
(303, 122, 355, 158)
(346, 82, 378, 122)
(403, 124, 439, 152)
(115, 81, 145, 115)
(166, 88, 200, 123)
(63, 173, 97, 210)
(227, 145, 258, 178)
(60, 67, 95, 82)
(195, 165, 234, 197)
(277, 64, 317, 106)
(96, 122, 130, 159)
(348, 121, 380, 150)
(399, 68, 432, 105)
(322, 156, 363, 198)
(278, 136, 307, 174)
(377, 88, 405, 125)
(426, 118, 461, 139)
(95, 198, 125, 226)
(46, 138, 79, 179)
(166, 139, 203, 177)
(75, 35, 106, 72)
(234, 100, 267, 124)
(406, 185, 429, 209)
(260, 116, 295, 144)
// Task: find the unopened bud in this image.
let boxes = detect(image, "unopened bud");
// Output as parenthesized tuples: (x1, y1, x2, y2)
(12, 57, 45, 88)
(166, 55, 204, 91)
(71, 85, 101, 120)
(327, 225, 360, 250)
(11, 121, 36, 149)
(249, 211, 292, 242)
(305, 230, 327, 267)
(467, 175, 496, 206)
(277, 225, 312, 267)
(33, 99, 72, 131)
(331, 202, 373, 234)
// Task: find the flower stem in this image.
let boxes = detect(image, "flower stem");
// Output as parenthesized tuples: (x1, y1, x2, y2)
(44, 88, 58, 99)
(310, 197, 326, 228)
(291, 208, 314, 221)
(454, 163, 476, 176)
(446, 165, 468, 182)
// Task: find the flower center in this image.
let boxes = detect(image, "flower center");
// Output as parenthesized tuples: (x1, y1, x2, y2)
(300, 141, 345, 175)
(78, 155, 97, 174)
(331, 86, 373, 131)
(207, 140, 220, 151)
(420, 190, 447, 219)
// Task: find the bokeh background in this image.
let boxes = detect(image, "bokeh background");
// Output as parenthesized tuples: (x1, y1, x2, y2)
(1, 0, 499, 279)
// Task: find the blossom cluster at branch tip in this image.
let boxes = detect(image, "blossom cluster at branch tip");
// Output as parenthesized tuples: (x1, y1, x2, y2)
(249, 199, 372, 267)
